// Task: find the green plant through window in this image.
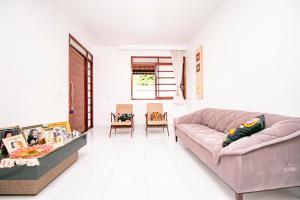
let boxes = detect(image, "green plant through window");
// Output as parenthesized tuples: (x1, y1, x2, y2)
(133, 74, 155, 86)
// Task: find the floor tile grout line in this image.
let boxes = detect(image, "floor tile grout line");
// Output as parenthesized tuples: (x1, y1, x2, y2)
(99, 149, 121, 200)
(50, 139, 109, 200)
(144, 138, 149, 200)
(166, 141, 198, 200)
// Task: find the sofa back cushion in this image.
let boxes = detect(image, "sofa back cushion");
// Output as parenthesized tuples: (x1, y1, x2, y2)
(198, 108, 297, 133)
(263, 113, 293, 128)
(198, 108, 256, 133)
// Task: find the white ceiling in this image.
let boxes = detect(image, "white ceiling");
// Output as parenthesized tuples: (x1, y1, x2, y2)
(53, 0, 223, 46)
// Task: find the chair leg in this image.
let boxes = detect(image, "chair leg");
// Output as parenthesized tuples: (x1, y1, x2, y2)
(114, 128, 116, 134)
(109, 126, 112, 137)
(146, 126, 148, 137)
(131, 126, 133, 138)
(175, 135, 178, 142)
(166, 125, 169, 137)
(235, 193, 243, 200)
(163, 127, 165, 132)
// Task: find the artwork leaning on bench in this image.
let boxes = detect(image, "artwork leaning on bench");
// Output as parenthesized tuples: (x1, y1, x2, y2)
(0, 121, 86, 195)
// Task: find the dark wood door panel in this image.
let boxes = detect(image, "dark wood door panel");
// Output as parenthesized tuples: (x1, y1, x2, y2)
(70, 71, 85, 80)
(69, 46, 86, 133)
(69, 34, 93, 132)
(72, 89, 85, 96)
(70, 64, 85, 73)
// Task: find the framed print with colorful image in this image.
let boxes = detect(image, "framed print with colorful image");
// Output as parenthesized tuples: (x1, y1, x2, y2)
(44, 127, 65, 147)
(195, 46, 203, 99)
(2, 134, 28, 154)
(46, 121, 71, 133)
(21, 125, 47, 146)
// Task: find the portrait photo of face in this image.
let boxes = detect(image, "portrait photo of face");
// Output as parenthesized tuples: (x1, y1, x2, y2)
(28, 129, 39, 145)
(53, 127, 62, 137)
(11, 141, 16, 149)
(5, 131, 13, 138)
(21, 126, 47, 146)
(36, 131, 46, 145)
(61, 127, 67, 135)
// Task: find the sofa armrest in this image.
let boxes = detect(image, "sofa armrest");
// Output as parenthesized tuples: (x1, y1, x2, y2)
(218, 135, 300, 193)
(216, 119, 300, 163)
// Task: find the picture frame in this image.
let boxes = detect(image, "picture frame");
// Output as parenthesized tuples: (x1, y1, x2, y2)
(44, 127, 66, 147)
(0, 126, 22, 155)
(195, 46, 203, 99)
(45, 121, 72, 133)
(21, 124, 47, 146)
(2, 134, 28, 154)
(0, 126, 22, 140)
(196, 63, 201, 72)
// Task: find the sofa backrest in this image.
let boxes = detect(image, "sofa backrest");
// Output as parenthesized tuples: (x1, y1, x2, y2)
(198, 108, 297, 133)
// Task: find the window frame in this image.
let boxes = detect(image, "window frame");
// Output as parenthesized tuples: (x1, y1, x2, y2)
(131, 56, 186, 100)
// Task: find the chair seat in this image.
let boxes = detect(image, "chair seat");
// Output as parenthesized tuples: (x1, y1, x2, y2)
(147, 120, 168, 126)
(111, 121, 132, 126)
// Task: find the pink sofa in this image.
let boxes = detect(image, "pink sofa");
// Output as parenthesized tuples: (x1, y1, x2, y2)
(174, 108, 300, 200)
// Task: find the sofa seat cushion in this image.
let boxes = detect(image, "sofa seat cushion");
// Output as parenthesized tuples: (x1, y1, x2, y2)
(176, 124, 225, 159)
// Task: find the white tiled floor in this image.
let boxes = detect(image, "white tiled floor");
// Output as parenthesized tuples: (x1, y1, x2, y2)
(1, 126, 300, 200)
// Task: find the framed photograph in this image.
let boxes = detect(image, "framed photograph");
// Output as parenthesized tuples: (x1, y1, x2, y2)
(45, 127, 65, 147)
(0, 126, 22, 155)
(195, 45, 203, 99)
(21, 125, 47, 146)
(196, 52, 201, 62)
(196, 63, 201, 72)
(2, 134, 28, 154)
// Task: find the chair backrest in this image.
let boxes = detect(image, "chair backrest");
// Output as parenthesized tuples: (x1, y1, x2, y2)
(116, 104, 133, 114)
(147, 103, 164, 121)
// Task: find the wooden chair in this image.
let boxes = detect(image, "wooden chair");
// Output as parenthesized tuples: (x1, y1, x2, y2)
(110, 104, 134, 137)
(145, 103, 169, 137)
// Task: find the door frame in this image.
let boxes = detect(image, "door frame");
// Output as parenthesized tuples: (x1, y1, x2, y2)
(68, 33, 94, 131)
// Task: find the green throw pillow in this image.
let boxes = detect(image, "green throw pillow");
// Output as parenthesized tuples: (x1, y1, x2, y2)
(223, 115, 265, 147)
(117, 113, 132, 122)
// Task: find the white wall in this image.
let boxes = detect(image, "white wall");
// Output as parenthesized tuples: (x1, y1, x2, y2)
(93, 47, 189, 126)
(186, 0, 300, 117)
(2, 0, 299, 129)
(0, 0, 93, 127)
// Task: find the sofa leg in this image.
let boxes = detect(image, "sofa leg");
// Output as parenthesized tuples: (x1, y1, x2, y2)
(175, 135, 178, 142)
(235, 193, 243, 200)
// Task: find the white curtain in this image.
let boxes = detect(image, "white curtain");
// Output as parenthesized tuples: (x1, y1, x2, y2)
(171, 50, 185, 104)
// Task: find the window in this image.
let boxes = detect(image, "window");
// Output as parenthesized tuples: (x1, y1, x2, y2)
(131, 56, 185, 100)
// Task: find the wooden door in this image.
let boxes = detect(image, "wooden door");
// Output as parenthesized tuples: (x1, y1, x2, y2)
(69, 46, 87, 133)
